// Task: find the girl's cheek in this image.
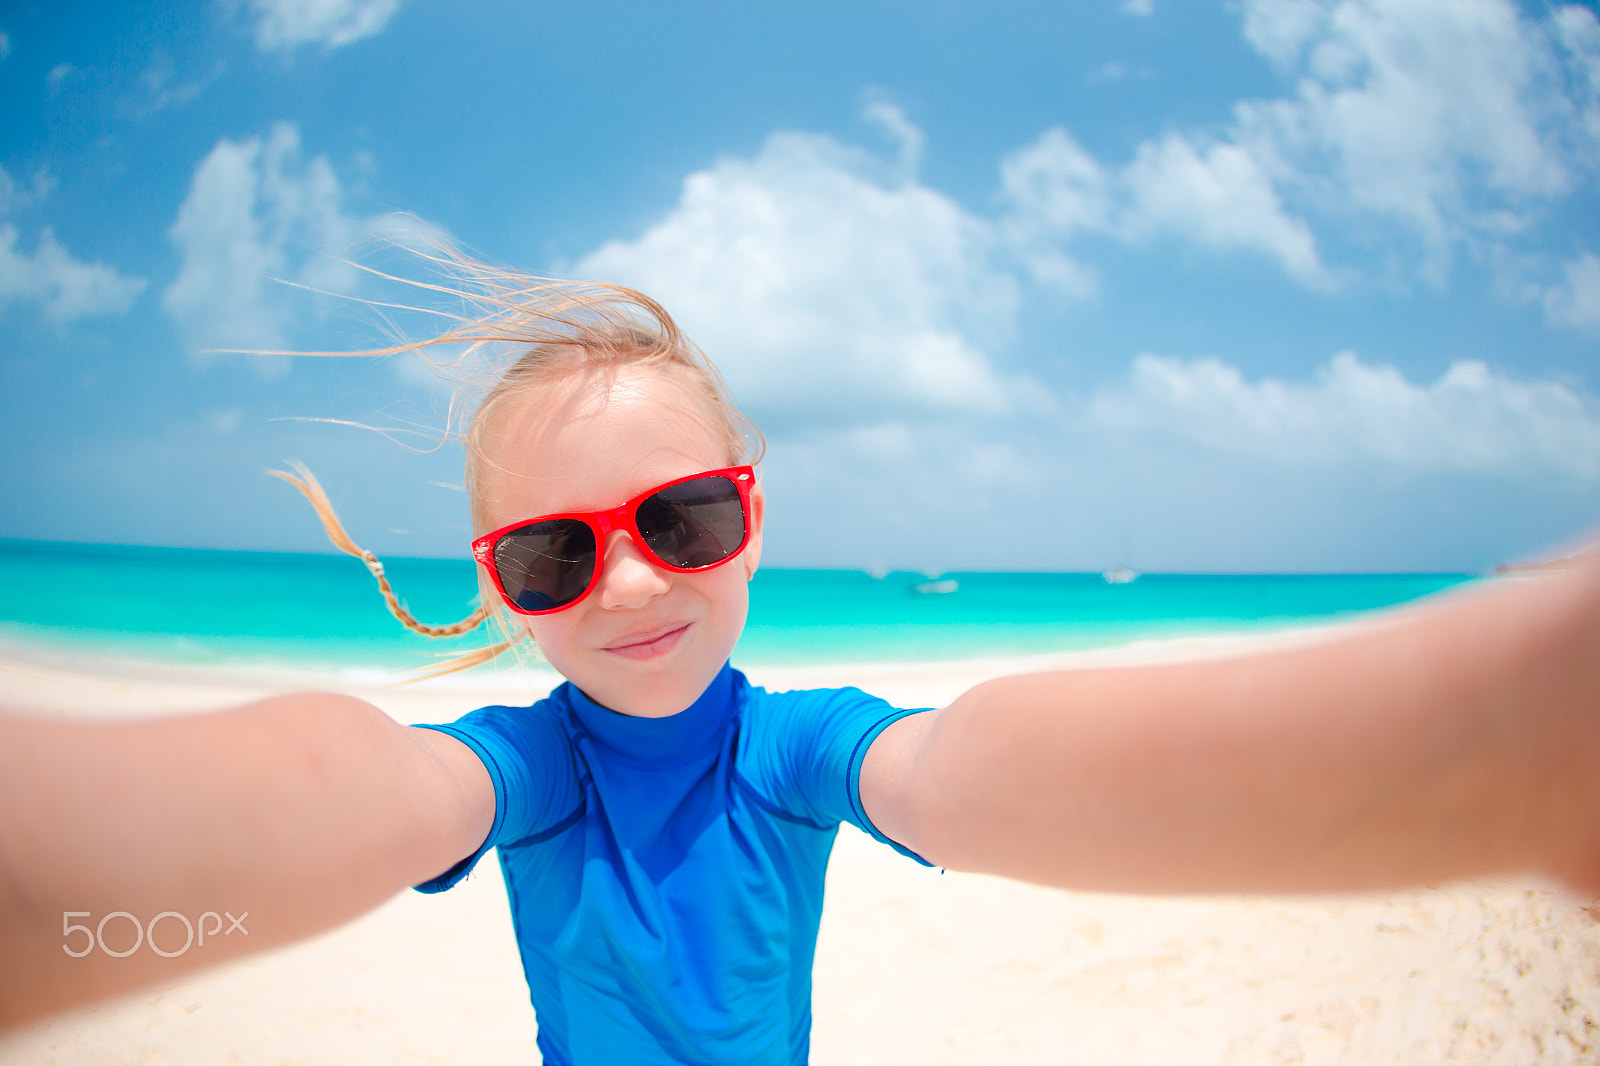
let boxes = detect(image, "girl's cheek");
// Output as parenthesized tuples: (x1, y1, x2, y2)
(518, 616, 566, 664)
(524, 616, 567, 652)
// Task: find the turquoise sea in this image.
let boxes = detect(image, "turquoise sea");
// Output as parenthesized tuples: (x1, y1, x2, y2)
(0, 539, 1478, 676)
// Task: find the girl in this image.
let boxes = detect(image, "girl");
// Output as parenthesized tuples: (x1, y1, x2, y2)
(4, 264, 1600, 1063)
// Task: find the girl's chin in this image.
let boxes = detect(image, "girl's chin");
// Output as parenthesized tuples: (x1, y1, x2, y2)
(578, 654, 734, 718)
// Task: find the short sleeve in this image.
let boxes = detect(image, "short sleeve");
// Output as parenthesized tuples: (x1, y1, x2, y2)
(738, 685, 934, 866)
(411, 701, 583, 893)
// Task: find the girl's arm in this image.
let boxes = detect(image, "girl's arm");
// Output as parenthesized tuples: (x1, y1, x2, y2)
(0, 694, 492, 1031)
(862, 556, 1600, 894)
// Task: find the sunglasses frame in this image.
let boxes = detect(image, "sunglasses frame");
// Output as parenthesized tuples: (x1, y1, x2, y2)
(471, 465, 757, 616)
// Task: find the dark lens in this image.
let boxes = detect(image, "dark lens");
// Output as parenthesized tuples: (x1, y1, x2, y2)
(636, 475, 747, 570)
(493, 519, 597, 611)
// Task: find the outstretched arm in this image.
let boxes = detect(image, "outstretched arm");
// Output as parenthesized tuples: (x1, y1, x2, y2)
(0, 694, 492, 1032)
(862, 556, 1600, 895)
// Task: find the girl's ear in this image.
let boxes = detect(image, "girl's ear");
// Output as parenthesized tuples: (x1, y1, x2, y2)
(743, 482, 766, 580)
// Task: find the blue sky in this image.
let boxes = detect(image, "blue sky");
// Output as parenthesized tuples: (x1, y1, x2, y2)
(2, 0, 1598, 572)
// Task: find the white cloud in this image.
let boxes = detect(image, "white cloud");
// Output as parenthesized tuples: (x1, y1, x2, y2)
(164, 122, 363, 357)
(1088, 350, 1600, 478)
(1241, 0, 1326, 68)
(575, 116, 1026, 425)
(1123, 134, 1325, 285)
(0, 164, 51, 214)
(756, 417, 1056, 572)
(1000, 126, 1326, 288)
(126, 56, 225, 120)
(1003, 0, 1597, 292)
(1119, 0, 1154, 15)
(0, 225, 147, 321)
(1544, 252, 1600, 332)
(0, 32, 11, 61)
(1001, 128, 1113, 242)
(237, 0, 400, 51)
(0, 163, 145, 322)
(1554, 3, 1600, 88)
(1553, 3, 1600, 143)
(759, 351, 1600, 571)
(1088, 61, 1153, 83)
(997, 128, 1106, 297)
(862, 98, 924, 178)
(1235, 0, 1573, 255)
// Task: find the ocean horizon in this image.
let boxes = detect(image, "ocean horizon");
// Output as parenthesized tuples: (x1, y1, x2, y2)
(0, 538, 1478, 679)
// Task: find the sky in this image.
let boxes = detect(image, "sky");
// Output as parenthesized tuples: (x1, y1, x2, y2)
(1, 0, 1598, 573)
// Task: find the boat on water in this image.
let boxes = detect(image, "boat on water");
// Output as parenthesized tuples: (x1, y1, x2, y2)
(1104, 523, 1141, 585)
(910, 578, 959, 595)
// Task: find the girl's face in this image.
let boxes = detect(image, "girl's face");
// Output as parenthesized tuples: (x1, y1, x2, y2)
(477, 366, 763, 717)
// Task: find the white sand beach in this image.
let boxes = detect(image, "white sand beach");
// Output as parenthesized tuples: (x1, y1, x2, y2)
(2, 643, 1598, 1065)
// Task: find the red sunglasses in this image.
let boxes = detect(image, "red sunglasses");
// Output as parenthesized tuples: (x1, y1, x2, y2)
(472, 466, 755, 615)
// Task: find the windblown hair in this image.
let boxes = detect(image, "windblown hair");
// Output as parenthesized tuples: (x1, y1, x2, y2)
(271, 245, 762, 678)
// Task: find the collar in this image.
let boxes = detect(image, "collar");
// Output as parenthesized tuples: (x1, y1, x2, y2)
(561, 661, 740, 768)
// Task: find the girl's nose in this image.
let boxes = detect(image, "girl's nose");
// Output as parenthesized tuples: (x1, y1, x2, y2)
(595, 528, 672, 610)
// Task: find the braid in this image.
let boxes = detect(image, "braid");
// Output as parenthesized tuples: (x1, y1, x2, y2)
(268, 462, 491, 639)
(356, 551, 490, 638)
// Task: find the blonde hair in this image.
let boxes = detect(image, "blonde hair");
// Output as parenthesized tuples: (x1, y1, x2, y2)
(272, 246, 762, 677)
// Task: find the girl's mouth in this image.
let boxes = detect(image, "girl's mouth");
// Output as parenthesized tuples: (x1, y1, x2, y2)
(601, 623, 690, 661)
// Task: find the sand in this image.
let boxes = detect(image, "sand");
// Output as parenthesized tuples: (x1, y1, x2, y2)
(2, 644, 1598, 1065)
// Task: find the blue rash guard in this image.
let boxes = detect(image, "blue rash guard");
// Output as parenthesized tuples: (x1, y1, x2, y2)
(414, 662, 930, 1066)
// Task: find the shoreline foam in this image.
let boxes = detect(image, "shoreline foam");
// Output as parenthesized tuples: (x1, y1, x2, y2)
(0, 623, 1337, 721)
